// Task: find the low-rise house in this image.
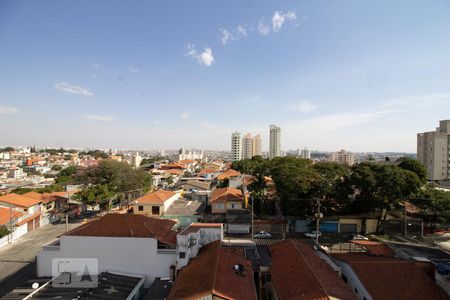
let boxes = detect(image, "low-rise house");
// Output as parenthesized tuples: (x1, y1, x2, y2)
(202, 162, 224, 172)
(182, 179, 211, 192)
(37, 214, 178, 286)
(0, 193, 42, 232)
(331, 252, 449, 300)
(133, 190, 180, 216)
(210, 187, 244, 214)
(0, 207, 24, 247)
(168, 241, 257, 300)
(269, 239, 357, 300)
(176, 223, 223, 269)
(217, 169, 241, 188)
(197, 168, 217, 179)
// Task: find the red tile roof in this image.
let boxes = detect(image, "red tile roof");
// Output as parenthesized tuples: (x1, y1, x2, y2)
(331, 253, 449, 300)
(198, 168, 216, 175)
(64, 214, 177, 244)
(168, 241, 256, 300)
(0, 193, 42, 208)
(269, 239, 357, 300)
(134, 190, 177, 205)
(165, 169, 183, 175)
(350, 240, 394, 256)
(178, 223, 223, 236)
(210, 187, 243, 203)
(217, 169, 241, 180)
(0, 207, 23, 226)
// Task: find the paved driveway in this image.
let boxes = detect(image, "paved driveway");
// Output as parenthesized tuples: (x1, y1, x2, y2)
(0, 223, 81, 281)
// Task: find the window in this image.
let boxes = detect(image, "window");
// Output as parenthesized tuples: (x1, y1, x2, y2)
(342, 274, 348, 283)
(152, 206, 160, 215)
(179, 252, 186, 259)
(354, 288, 358, 294)
(138, 206, 144, 211)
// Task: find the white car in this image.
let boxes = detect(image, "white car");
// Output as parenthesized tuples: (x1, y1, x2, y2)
(350, 234, 369, 240)
(304, 231, 322, 238)
(253, 231, 272, 239)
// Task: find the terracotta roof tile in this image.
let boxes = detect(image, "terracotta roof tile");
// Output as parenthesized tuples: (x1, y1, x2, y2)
(217, 169, 241, 180)
(0, 207, 23, 226)
(64, 214, 177, 244)
(16, 212, 41, 226)
(350, 240, 394, 256)
(168, 241, 256, 300)
(135, 190, 177, 205)
(0, 193, 42, 208)
(269, 239, 357, 300)
(211, 187, 243, 203)
(331, 253, 449, 300)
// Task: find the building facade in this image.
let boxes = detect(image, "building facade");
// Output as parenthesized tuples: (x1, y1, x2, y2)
(241, 133, 262, 160)
(269, 124, 281, 159)
(231, 132, 242, 161)
(329, 150, 356, 166)
(417, 120, 450, 181)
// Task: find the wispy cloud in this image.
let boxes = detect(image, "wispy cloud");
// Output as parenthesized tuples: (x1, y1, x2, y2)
(289, 100, 317, 113)
(220, 28, 234, 45)
(0, 105, 18, 114)
(82, 114, 114, 122)
(180, 112, 189, 119)
(153, 120, 161, 125)
(272, 10, 297, 32)
(185, 44, 215, 66)
(128, 65, 140, 73)
(237, 25, 247, 38)
(258, 19, 271, 36)
(380, 93, 450, 110)
(55, 82, 93, 96)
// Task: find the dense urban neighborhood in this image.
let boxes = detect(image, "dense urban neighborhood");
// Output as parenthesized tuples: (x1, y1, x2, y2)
(0, 121, 449, 299)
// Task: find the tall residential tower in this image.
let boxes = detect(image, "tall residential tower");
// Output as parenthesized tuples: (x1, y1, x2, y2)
(231, 132, 242, 161)
(417, 120, 450, 181)
(269, 124, 281, 159)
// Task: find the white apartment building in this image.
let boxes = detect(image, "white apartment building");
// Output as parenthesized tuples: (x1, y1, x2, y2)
(417, 120, 450, 181)
(171, 148, 203, 161)
(269, 124, 281, 159)
(300, 147, 311, 159)
(329, 150, 355, 166)
(241, 133, 262, 159)
(131, 152, 142, 168)
(231, 132, 242, 161)
(8, 167, 24, 179)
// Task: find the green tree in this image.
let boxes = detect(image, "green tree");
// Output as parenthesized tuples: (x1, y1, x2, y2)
(398, 157, 427, 183)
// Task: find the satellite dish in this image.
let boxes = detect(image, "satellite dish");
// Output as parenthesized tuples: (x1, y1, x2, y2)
(32, 282, 39, 289)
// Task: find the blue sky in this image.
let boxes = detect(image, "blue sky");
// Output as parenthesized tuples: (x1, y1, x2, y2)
(1, 1, 450, 152)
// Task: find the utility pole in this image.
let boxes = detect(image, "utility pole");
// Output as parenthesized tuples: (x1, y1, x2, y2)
(315, 198, 321, 244)
(404, 200, 407, 237)
(251, 195, 254, 239)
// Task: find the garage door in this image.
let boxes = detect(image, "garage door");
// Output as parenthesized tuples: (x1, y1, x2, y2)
(228, 224, 250, 234)
(340, 223, 358, 233)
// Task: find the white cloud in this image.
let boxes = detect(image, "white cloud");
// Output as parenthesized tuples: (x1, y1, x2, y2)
(180, 112, 189, 119)
(128, 65, 140, 73)
(237, 25, 247, 38)
(380, 93, 450, 110)
(220, 28, 234, 45)
(0, 105, 18, 114)
(289, 100, 317, 113)
(55, 82, 93, 96)
(185, 44, 215, 66)
(272, 10, 297, 32)
(258, 19, 271, 36)
(82, 114, 114, 122)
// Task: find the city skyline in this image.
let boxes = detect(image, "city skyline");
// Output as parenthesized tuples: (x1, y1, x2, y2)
(1, 1, 450, 152)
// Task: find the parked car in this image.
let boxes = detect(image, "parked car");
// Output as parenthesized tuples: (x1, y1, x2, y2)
(349, 234, 369, 240)
(304, 231, 322, 238)
(254, 231, 272, 239)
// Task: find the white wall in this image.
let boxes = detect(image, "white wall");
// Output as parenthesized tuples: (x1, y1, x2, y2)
(37, 236, 176, 286)
(163, 193, 180, 212)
